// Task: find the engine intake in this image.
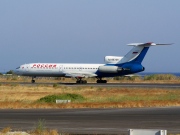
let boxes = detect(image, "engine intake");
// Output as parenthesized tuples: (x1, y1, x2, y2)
(104, 56, 123, 64)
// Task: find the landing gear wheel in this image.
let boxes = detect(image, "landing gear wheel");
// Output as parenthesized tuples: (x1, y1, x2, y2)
(76, 80, 87, 84)
(97, 80, 100, 83)
(31, 80, 35, 83)
(76, 80, 80, 84)
(83, 80, 87, 84)
(97, 80, 107, 83)
(31, 76, 36, 83)
(103, 80, 107, 83)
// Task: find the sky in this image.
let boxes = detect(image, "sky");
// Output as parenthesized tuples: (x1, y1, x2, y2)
(0, 0, 179, 73)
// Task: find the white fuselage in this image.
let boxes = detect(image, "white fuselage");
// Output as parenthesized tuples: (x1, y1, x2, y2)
(15, 63, 104, 77)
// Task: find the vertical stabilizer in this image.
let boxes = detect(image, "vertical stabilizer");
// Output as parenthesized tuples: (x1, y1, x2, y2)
(117, 42, 172, 64)
(118, 46, 145, 64)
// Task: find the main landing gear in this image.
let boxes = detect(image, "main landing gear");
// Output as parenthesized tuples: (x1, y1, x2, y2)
(96, 78, 107, 83)
(31, 76, 36, 83)
(75, 77, 107, 84)
(76, 78, 87, 84)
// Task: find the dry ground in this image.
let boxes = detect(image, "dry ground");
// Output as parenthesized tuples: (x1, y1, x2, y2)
(0, 83, 180, 109)
(1, 74, 180, 84)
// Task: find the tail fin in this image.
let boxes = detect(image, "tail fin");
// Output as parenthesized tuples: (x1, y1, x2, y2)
(118, 42, 172, 64)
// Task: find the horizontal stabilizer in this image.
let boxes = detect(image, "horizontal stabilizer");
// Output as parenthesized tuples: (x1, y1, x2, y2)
(128, 42, 173, 47)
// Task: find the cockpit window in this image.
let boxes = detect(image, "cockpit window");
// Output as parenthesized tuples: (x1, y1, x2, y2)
(16, 67, 20, 69)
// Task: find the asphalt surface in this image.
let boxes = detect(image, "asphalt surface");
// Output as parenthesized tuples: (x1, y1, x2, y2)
(1, 82, 180, 88)
(0, 107, 180, 134)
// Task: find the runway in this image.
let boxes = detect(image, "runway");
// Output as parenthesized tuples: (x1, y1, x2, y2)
(1, 82, 180, 88)
(0, 107, 180, 134)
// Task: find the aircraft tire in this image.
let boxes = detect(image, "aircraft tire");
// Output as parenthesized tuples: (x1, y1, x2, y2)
(83, 80, 87, 84)
(103, 80, 107, 83)
(31, 80, 35, 83)
(76, 80, 80, 84)
(97, 80, 107, 83)
(76, 80, 87, 84)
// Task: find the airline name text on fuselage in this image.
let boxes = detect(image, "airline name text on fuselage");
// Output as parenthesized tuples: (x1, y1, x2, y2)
(31, 64, 57, 68)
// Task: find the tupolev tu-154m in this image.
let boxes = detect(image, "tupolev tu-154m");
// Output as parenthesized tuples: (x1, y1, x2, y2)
(14, 42, 171, 84)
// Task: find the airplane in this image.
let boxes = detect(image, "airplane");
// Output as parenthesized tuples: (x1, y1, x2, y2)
(14, 42, 171, 84)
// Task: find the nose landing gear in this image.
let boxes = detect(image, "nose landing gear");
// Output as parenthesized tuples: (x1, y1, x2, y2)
(31, 76, 36, 83)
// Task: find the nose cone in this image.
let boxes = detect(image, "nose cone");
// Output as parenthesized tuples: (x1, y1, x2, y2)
(13, 69, 18, 74)
(14, 66, 21, 75)
(13, 69, 18, 75)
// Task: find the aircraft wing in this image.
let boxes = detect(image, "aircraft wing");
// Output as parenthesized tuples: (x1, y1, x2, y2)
(64, 72, 97, 78)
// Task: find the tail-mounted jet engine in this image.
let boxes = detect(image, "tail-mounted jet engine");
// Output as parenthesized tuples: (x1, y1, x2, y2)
(98, 63, 145, 74)
(98, 66, 124, 73)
